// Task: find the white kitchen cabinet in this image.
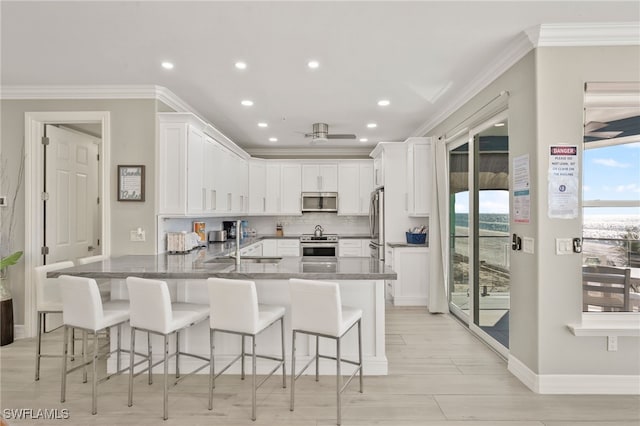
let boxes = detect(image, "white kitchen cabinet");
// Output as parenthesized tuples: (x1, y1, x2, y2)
(262, 239, 278, 256)
(337, 161, 373, 216)
(280, 164, 302, 215)
(249, 160, 266, 214)
(265, 163, 281, 213)
(159, 119, 209, 215)
(277, 239, 300, 257)
(302, 164, 338, 192)
(406, 138, 432, 217)
(386, 246, 429, 306)
(338, 239, 370, 257)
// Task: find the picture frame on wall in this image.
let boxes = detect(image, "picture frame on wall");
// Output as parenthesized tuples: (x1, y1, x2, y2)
(118, 165, 145, 201)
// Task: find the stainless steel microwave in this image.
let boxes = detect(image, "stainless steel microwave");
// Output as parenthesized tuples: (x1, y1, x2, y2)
(301, 192, 338, 212)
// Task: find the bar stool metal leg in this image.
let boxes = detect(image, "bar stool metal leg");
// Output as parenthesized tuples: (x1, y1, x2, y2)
(315, 335, 320, 381)
(92, 331, 99, 415)
(163, 335, 169, 420)
(175, 331, 180, 378)
(70, 326, 75, 361)
(82, 331, 88, 383)
(208, 329, 215, 410)
(251, 335, 257, 421)
(128, 328, 135, 407)
(358, 319, 363, 393)
(147, 332, 153, 385)
(290, 330, 296, 411)
(336, 338, 342, 426)
(35, 312, 43, 381)
(280, 318, 286, 388)
(241, 336, 245, 380)
(60, 325, 69, 403)
(117, 325, 122, 373)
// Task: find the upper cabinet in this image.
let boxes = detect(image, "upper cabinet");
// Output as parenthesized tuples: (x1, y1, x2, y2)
(248, 161, 301, 216)
(281, 163, 302, 214)
(158, 113, 249, 216)
(406, 138, 432, 217)
(337, 161, 373, 216)
(302, 163, 338, 192)
(249, 159, 266, 214)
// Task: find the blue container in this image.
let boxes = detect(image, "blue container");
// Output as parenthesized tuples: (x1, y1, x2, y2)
(406, 232, 427, 244)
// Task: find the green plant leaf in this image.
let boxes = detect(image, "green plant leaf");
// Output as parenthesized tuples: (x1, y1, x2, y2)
(0, 251, 23, 270)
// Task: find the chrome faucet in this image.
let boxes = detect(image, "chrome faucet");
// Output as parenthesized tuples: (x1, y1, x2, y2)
(235, 219, 242, 266)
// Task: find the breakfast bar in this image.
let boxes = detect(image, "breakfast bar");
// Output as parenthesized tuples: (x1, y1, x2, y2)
(49, 246, 396, 376)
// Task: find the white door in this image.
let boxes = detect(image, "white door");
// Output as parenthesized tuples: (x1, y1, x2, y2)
(44, 125, 100, 263)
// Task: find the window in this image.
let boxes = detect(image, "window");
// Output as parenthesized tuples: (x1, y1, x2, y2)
(582, 82, 640, 313)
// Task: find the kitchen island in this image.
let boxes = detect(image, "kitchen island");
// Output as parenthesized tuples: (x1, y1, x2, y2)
(49, 246, 395, 375)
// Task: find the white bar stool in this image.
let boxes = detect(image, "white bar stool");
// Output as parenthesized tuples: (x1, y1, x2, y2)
(289, 278, 363, 426)
(34, 261, 75, 381)
(207, 278, 286, 421)
(58, 275, 130, 415)
(126, 277, 209, 420)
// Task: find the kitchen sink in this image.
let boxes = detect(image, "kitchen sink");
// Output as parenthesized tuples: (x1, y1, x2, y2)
(205, 256, 282, 264)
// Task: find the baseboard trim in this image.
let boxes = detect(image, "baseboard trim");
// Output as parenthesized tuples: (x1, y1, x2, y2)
(392, 297, 427, 306)
(14, 325, 25, 340)
(508, 354, 640, 394)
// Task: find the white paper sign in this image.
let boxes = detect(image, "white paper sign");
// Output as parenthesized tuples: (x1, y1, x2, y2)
(513, 154, 530, 223)
(548, 145, 578, 219)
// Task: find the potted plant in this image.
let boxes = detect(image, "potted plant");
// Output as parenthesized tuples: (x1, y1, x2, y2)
(1, 251, 23, 346)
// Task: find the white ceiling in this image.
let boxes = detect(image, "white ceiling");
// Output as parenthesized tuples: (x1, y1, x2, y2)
(2, 1, 638, 155)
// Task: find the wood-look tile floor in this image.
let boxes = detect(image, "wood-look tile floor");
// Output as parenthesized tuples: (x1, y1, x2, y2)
(2, 306, 639, 425)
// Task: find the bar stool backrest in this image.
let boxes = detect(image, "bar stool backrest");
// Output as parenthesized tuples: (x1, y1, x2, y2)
(289, 279, 342, 337)
(126, 277, 173, 334)
(207, 278, 259, 334)
(59, 275, 104, 331)
(76, 255, 105, 265)
(34, 261, 75, 310)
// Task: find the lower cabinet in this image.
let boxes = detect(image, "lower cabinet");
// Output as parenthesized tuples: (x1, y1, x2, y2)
(262, 239, 278, 257)
(338, 239, 370, 257)
(386, 246, 429, 306)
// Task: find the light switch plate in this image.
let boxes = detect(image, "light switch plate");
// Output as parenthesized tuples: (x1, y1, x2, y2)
(556, 238, 572, 255)
(523, 237, 534, 254)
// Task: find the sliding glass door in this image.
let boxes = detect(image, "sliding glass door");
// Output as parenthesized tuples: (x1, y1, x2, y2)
(448, 111, 510, 353)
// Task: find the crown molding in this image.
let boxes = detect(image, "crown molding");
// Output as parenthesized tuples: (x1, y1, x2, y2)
(0, 84, 157, 100)
(246, 146, 372, 159)
(529, 22, 640, 47)
(411, 31, 533, 137)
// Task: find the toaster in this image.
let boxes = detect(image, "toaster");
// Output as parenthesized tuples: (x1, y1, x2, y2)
(208, 230, 227, 242)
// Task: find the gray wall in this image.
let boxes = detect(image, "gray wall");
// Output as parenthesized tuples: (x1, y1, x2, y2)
(427, 45, 640, 376)
(535, 46, 640, 375)
(0, 99, 159, 325)
(427, 50, 540, 372)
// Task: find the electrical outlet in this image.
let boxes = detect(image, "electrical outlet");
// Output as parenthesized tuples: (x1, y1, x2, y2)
(555, 238, 572, 255)
(523, 237, 534, 254)
(607, 336, 618, 352)
(130, 229, 145, 242)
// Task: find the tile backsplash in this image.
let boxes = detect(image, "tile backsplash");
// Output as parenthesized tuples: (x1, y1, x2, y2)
(158, 214, 369, 252)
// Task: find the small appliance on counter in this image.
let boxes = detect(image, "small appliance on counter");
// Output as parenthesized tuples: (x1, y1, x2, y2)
(222, 221, 236, 240)
(208, 230, 227, 243)
(167, 232, 201, 253)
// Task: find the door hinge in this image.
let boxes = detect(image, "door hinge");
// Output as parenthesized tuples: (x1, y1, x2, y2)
(97, 239, 100, 246)
(41, 246, 49, 255)
(41, 192, 49, 201)
(97, 197, 100, 205)
(41, 136, 50, 146)
(97, 154, 100, 161)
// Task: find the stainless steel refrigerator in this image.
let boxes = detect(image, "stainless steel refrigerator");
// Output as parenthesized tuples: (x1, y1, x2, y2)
(369, 187, 384, 261)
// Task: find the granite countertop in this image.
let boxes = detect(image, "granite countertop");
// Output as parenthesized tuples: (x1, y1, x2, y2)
(49, 237, 397, 280)
(387, 242, 429, 248)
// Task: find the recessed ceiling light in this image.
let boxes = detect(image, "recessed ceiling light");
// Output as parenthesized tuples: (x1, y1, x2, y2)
(359, 138, 368, 143)
(494, 122, 505, 127)
(161, 62, 174, 70)
(241, 100, 254, 106)
(367, 123, 377, 128)
(377, 100, 390, 106)
(269, 137, 278, 142)
(307, 60, 320, 69)
(235, 61, 247, 70)
(258, 122, 268, 128)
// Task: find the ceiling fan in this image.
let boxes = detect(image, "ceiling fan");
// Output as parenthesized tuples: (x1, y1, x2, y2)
(304, 123, 356, 143)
